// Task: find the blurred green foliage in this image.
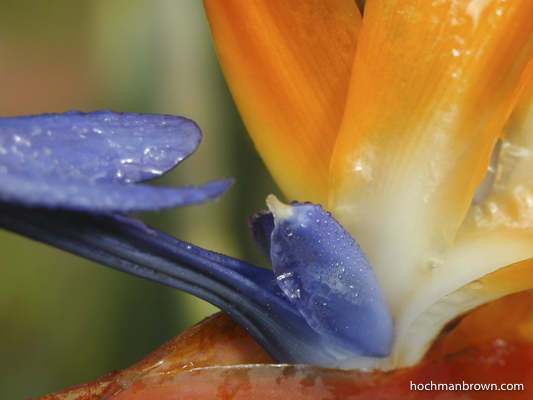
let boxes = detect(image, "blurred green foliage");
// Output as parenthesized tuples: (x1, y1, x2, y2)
(0, 1, 281, 398)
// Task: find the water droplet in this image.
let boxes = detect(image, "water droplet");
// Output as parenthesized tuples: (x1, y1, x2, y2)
(277, 271, 294, 281)
(468, 280, 484, 290)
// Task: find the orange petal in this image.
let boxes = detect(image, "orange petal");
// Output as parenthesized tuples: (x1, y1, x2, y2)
(204, 0, 361, 204)
(329, 0, 533, 315)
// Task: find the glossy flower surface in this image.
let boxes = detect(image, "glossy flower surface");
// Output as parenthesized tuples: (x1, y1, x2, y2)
(23, 2, 533, 398)
(204, 0, 533, 369)
(0, 110, 231, 212)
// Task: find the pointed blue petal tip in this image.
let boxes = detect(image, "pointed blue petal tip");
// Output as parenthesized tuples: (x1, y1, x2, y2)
(267, 195, 393, 358)
(0, 111, 231, 212)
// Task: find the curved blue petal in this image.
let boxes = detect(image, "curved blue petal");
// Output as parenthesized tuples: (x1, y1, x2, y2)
(0, 173, 233, 213)
(0, 111, 231, 212)
(267, 195, 394, 357)
(0, 111, 200, 184)
(0, 203, 353, 367)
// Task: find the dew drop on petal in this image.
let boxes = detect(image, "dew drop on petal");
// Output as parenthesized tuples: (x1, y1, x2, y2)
(266, 195, 393, 358)
(468, 280, 484, 290)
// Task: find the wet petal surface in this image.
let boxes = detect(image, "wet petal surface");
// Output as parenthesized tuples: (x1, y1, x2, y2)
(0, 111, 230, 212)
(0, 111, 200, 183)
(267, 196, 393, 357)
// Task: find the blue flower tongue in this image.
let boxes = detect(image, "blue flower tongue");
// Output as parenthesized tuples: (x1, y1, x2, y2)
(267, 195, 393, 357)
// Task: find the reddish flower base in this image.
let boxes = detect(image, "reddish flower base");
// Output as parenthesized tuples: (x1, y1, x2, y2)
(37, 292, 533, 400)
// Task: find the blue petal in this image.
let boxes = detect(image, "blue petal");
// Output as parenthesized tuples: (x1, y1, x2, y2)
(0, 172, 233, 213)
(0, 111, 200, 184)
(0, 203, 349, 367)
(0, 111, 231, 212)
(267, 196, 394, 357)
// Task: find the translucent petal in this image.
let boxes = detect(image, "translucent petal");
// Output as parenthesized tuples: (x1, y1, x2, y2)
(382, 96, 533, 367)
(204, 0, 361, 204)
(492, 61, 533, 196)
(361, 95, 533, 367)
(329, 0, 533, 325)
(0, 111, 200, 184)
(396, 258, 533, 367)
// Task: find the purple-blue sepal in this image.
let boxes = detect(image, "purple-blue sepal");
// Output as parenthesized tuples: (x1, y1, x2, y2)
(0, 111, 231, 212)
(269, 201, 394, 357)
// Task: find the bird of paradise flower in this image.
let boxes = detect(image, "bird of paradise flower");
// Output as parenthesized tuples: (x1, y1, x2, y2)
(11, 0, 533, 398)
(204, 0, 533, 370)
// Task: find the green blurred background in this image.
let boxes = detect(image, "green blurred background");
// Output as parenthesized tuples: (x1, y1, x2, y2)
(0, 1, 282, 398)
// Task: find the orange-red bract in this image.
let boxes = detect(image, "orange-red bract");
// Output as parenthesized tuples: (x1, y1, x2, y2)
(37, 297, 533, 399)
